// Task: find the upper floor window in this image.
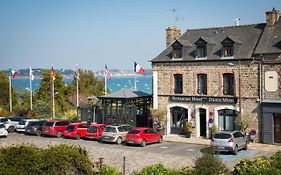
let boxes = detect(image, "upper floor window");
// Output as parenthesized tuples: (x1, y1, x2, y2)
(197, 74, 207, 95)
(173, 47, 183, 59)
(223, 73, 234, 95)
(223, 45, 234, 57)
(174, 74, 183, 94)
(195, 38, 207, 58)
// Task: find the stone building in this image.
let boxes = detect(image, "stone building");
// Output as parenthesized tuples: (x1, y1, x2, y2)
(151, 8, 281, 143)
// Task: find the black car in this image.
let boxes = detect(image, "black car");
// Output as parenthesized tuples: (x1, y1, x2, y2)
(25, 120, 47, 136)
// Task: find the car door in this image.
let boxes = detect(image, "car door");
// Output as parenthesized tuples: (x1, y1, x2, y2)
(118, 126, 128, 141)
(143, 129, 152, 143)
(149, 129, 159, 143)
(77, 124, 89, 137)
(236, 132, 245, 148)
(233, 132, 242, 148)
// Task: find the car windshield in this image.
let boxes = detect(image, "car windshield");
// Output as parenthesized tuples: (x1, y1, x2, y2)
(18, 120, 26, 125)
(45, 122, 54, 126)
(66, 125, 75, 132)
(104, 127, 117, 133)
(0, 118, 7, 122)
(214, 133, 232, 139)
(128, 130, 140, 134)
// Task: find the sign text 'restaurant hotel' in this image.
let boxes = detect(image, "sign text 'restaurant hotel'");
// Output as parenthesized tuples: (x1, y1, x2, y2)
(170, 96, 237, 104)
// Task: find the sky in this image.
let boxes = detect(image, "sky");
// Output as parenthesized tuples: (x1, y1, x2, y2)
(0, 0, 280, 71)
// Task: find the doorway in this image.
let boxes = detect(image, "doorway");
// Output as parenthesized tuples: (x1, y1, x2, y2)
(274, 113, 281, 143)
(199, 108, 207, 137)
(170, 107, 188, 135)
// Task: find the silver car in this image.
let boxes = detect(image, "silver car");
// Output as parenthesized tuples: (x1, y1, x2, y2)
(100, 124, 132, 144)
(211, 130, 248, 155)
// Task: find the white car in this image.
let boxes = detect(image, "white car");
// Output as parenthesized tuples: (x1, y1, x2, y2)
(16, 119, 39, 132)
(0, 124, 8, 137)
(0, 117, 17, 132)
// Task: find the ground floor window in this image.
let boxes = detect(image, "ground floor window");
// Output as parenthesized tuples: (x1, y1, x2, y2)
(218, 109, 237, 131)
(170, 107, 188, 135)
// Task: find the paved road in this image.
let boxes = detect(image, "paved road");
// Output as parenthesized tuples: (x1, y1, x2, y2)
(0, 133, 269, 174)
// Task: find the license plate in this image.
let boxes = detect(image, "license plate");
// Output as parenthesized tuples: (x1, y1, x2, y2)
(26, 130, 31, 132)
(218, 146, 225, 149)
(103, 136, 109, 139)
(128, 141, 134, 144)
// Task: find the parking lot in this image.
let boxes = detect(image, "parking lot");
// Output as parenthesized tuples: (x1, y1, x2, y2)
(0, 133, 276, 174)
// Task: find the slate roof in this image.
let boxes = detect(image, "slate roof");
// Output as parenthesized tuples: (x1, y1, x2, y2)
(99, 88, 151, 99)
(255, 18, 281, 54)
(151, 23, 266, 63)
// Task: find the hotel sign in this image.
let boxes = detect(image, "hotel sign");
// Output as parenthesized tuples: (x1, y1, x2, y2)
(170, 95, 237, 104)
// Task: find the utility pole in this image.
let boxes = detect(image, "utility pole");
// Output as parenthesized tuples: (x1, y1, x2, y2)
(239, 60, 242, 114)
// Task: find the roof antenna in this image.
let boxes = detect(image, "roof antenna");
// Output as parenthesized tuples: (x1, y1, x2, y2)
(235, 18, 240, 26)
(168, 8, 184, 26)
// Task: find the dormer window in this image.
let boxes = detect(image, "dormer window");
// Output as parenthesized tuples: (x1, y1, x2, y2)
(223, 45, 234, 57)
(221, 36, 241, 58)
(195, 37, 208, 58)
(171, 40, 183, 59)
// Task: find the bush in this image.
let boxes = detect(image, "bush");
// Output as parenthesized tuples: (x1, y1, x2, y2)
(0, 144, 44, 175)
(233, 157, 272, 175)
(271, 151, 281, 169)
(178, 166, 194, 175)
(193, 153, 230, 175)
(0, 144, 94, 175)
(94, 165, 121, 175)
(132, 164, 179, 175)
(42, 144, 94, 175)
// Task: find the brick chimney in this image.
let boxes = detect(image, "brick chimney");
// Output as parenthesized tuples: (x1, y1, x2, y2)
(166, 26, 181, 47)
(266, 8, 281, 27)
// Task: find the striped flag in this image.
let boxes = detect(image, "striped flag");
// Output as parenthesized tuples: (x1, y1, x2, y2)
(9, 68, 18, 78)
(134, 62, 144, 74)
(51, 66, 55, 81)
(105, 64, 112, 79)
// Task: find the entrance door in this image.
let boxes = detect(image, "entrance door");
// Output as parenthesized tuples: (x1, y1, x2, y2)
(274, 114, 281, 143)
(199, 108, 206, 137)
(170, 107, 188, 135)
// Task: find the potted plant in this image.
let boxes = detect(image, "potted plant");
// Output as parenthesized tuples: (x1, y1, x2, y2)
(150, 108, 167, 135)
(184, 121, 193, 138)
(209, 125, 217, 139)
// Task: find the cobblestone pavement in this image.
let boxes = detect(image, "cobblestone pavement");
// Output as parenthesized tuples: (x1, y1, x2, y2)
(0, 133, 278, 174)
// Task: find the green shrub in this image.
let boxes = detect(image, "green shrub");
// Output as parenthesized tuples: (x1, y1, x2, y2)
(193, 154, 230, 175)
(178, 166, 194, 175)
(233, 157, 272, 175)
(0, 144, 44, 175)
(132, 164, 179, 175)
(42, 144, 94, 175)
(94, 165, 121, 175)
(271, 151, 281, 169)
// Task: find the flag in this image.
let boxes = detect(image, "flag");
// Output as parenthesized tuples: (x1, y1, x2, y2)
(9, 68, 18, 78)
(29, 67, 34, 80)
(75, 68, 80, 81)
(105, 64, 112, 79)
(51, 66, 55, 81)
(134, 62, 144, 74)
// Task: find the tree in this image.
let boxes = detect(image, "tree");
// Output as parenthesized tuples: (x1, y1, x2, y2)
(150, 108, 167, 131)
(34, 70, 72, 117)
(68, 69, 105, 105)
(0, 71, 18, 111)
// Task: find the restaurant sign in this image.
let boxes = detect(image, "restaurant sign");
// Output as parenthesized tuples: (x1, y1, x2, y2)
(170, 95, 237, 104)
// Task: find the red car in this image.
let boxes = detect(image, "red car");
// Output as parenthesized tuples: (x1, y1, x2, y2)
(41, 120, 70, 137)
(63, 122, 90, 139)
(125, 127, 162, 147)
(84, 124, 107, 140)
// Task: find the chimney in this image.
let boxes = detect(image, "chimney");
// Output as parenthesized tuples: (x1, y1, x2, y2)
(266, 8, 281, 27)
(166, 26, 181, 48)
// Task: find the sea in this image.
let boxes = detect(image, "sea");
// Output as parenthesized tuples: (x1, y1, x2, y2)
(11, 75, 152, 94)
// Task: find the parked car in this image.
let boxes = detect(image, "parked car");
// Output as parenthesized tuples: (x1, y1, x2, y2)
(25, 120, 48, 136)
(125, 127, 162, 147)
(7, 116, 26, 125)
(100, 124, 132, 144)
(16, 119, 39, 132)
(42, 120, 71, 137)
(211, 130, 248, 155)
(63, 122, 90, 139)
(0, 117, 17, 132)
(84, 124, 108, 140)
(0, 124, 8, 138)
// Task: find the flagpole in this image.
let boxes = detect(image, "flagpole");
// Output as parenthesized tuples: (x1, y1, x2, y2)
(30, 68, 33, 110)
(104, 72, 107, 95)
(134, 76, 137, 90)
(76, 66, 79, 109)
(9, 76, 12, 112)
(52, 76, 55, 119)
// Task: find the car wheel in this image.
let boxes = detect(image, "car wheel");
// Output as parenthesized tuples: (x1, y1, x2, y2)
(116, 137, 122, 144)
(35, 130, 42, 136)
(7, 126, 15, 133)
(158, 137, 163, 143)
(75, 134, 81, 140)
(233, 145, 238, 155)
(56, 131, 62, 138)
(141, 140, 147, 147)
